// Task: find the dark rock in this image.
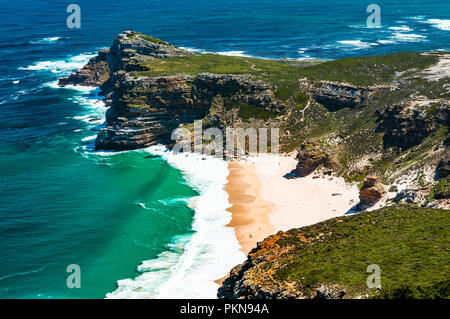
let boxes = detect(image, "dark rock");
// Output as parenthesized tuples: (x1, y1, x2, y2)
(58, 50, 110, 87)
(394, 189, 426, 205)
(314, 284, 347, 299)
(436, 154, 450, 179)
(295, 139, 328, 177)
(376, 102, 449, 150)
(299, 78, 391, 111)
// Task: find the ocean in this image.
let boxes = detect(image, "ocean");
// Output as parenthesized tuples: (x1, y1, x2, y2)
(0, 0, 448, 298)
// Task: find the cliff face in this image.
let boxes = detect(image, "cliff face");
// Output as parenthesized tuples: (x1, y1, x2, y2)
(96, 72, 278, 150)
(298, 78, 391, 111)
(376, 101, 449, 150)
(59, 30, 282, 151)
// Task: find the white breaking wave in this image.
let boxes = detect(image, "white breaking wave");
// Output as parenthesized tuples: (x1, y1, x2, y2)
(180, 47, 260, 59)
(424, 19, 450, 31)
(388, 25, 412, 32)
(106, 146, 246, 299)
(179, 46, 212, 54)
(378, 39, 397, 45)
(216, 50, 251, 57)
(392, 32, 427, 42)
(31, 37, 61, 44)
(337, 40, 378, 49)
(19, 53, 96, 76)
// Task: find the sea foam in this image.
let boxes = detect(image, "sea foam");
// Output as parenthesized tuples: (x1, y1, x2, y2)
(392, 32, 427, 42)
(425, 19, 450, 31)
(337, 40, 378, 49)
(106, 146, 245, 299)
(19, 53, 96, 75)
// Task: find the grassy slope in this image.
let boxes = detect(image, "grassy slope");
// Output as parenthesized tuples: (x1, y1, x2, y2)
(259, 205, 449, 298)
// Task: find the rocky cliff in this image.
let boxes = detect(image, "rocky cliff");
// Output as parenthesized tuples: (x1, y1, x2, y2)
(96, 72, 279, 150)
(59, 30, 283, 151)
(59, 31, 449, 205)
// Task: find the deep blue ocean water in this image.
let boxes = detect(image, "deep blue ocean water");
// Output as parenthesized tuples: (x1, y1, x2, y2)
(0, 0, 449, 298)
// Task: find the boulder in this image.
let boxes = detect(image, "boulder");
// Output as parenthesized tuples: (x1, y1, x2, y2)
(295, 139, 327, 177)
(359, 176, 385, 206)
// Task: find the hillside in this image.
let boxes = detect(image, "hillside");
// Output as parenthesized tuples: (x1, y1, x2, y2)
(218, 205, 450, 299)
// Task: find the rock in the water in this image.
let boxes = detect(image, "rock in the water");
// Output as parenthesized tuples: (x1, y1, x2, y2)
(359, 176, 385, 206)
(58, 50, 110, 87)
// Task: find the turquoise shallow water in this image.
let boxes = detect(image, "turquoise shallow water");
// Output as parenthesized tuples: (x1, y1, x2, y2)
(0, 0, 449, 298)
(0, 103, 197, 297)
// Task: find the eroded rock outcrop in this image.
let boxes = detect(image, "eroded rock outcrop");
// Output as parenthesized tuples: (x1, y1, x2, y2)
(295, 139, 327, 176)
(436, 153, 450, 179)
(359, 176, 385, 207)
(58, 50, 110, 87)
(58, 31, 282, 151)
(394, 189, 426, 205)
(295, 139, 341, 176)
(95, 73, 280, 150)
(376, 102, 449, 150)
(298, 78, 390, 110)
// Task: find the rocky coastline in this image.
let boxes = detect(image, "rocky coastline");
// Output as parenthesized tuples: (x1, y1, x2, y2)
(59, 31, 449, 299)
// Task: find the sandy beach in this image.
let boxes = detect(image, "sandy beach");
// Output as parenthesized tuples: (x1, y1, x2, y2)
(225, 162, 275, 254)
(226, 155, 360, 254)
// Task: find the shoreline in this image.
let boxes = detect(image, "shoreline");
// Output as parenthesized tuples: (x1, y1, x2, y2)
(107, 148, 246, 298)
(225, 154, 361, 254)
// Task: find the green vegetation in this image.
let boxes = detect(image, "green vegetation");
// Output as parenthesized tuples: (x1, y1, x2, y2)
(388, 185, 398, 193)
(271, 205, 449, 298)
(431, 177, 450, 199)
(377, 280, 449, 299)
(235, 102, 279, 120)
(295, 92, 309, 108)
(121, 33, 448, 182)
(126, 31, 169, 45)
(295, 52, 439, 86)
(133, 54, 291, 77)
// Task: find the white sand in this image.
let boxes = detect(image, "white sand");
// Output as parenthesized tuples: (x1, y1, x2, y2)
(241, 154, 360, 233)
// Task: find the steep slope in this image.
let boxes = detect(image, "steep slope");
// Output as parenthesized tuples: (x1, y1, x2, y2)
(218, 205, 450, 299)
